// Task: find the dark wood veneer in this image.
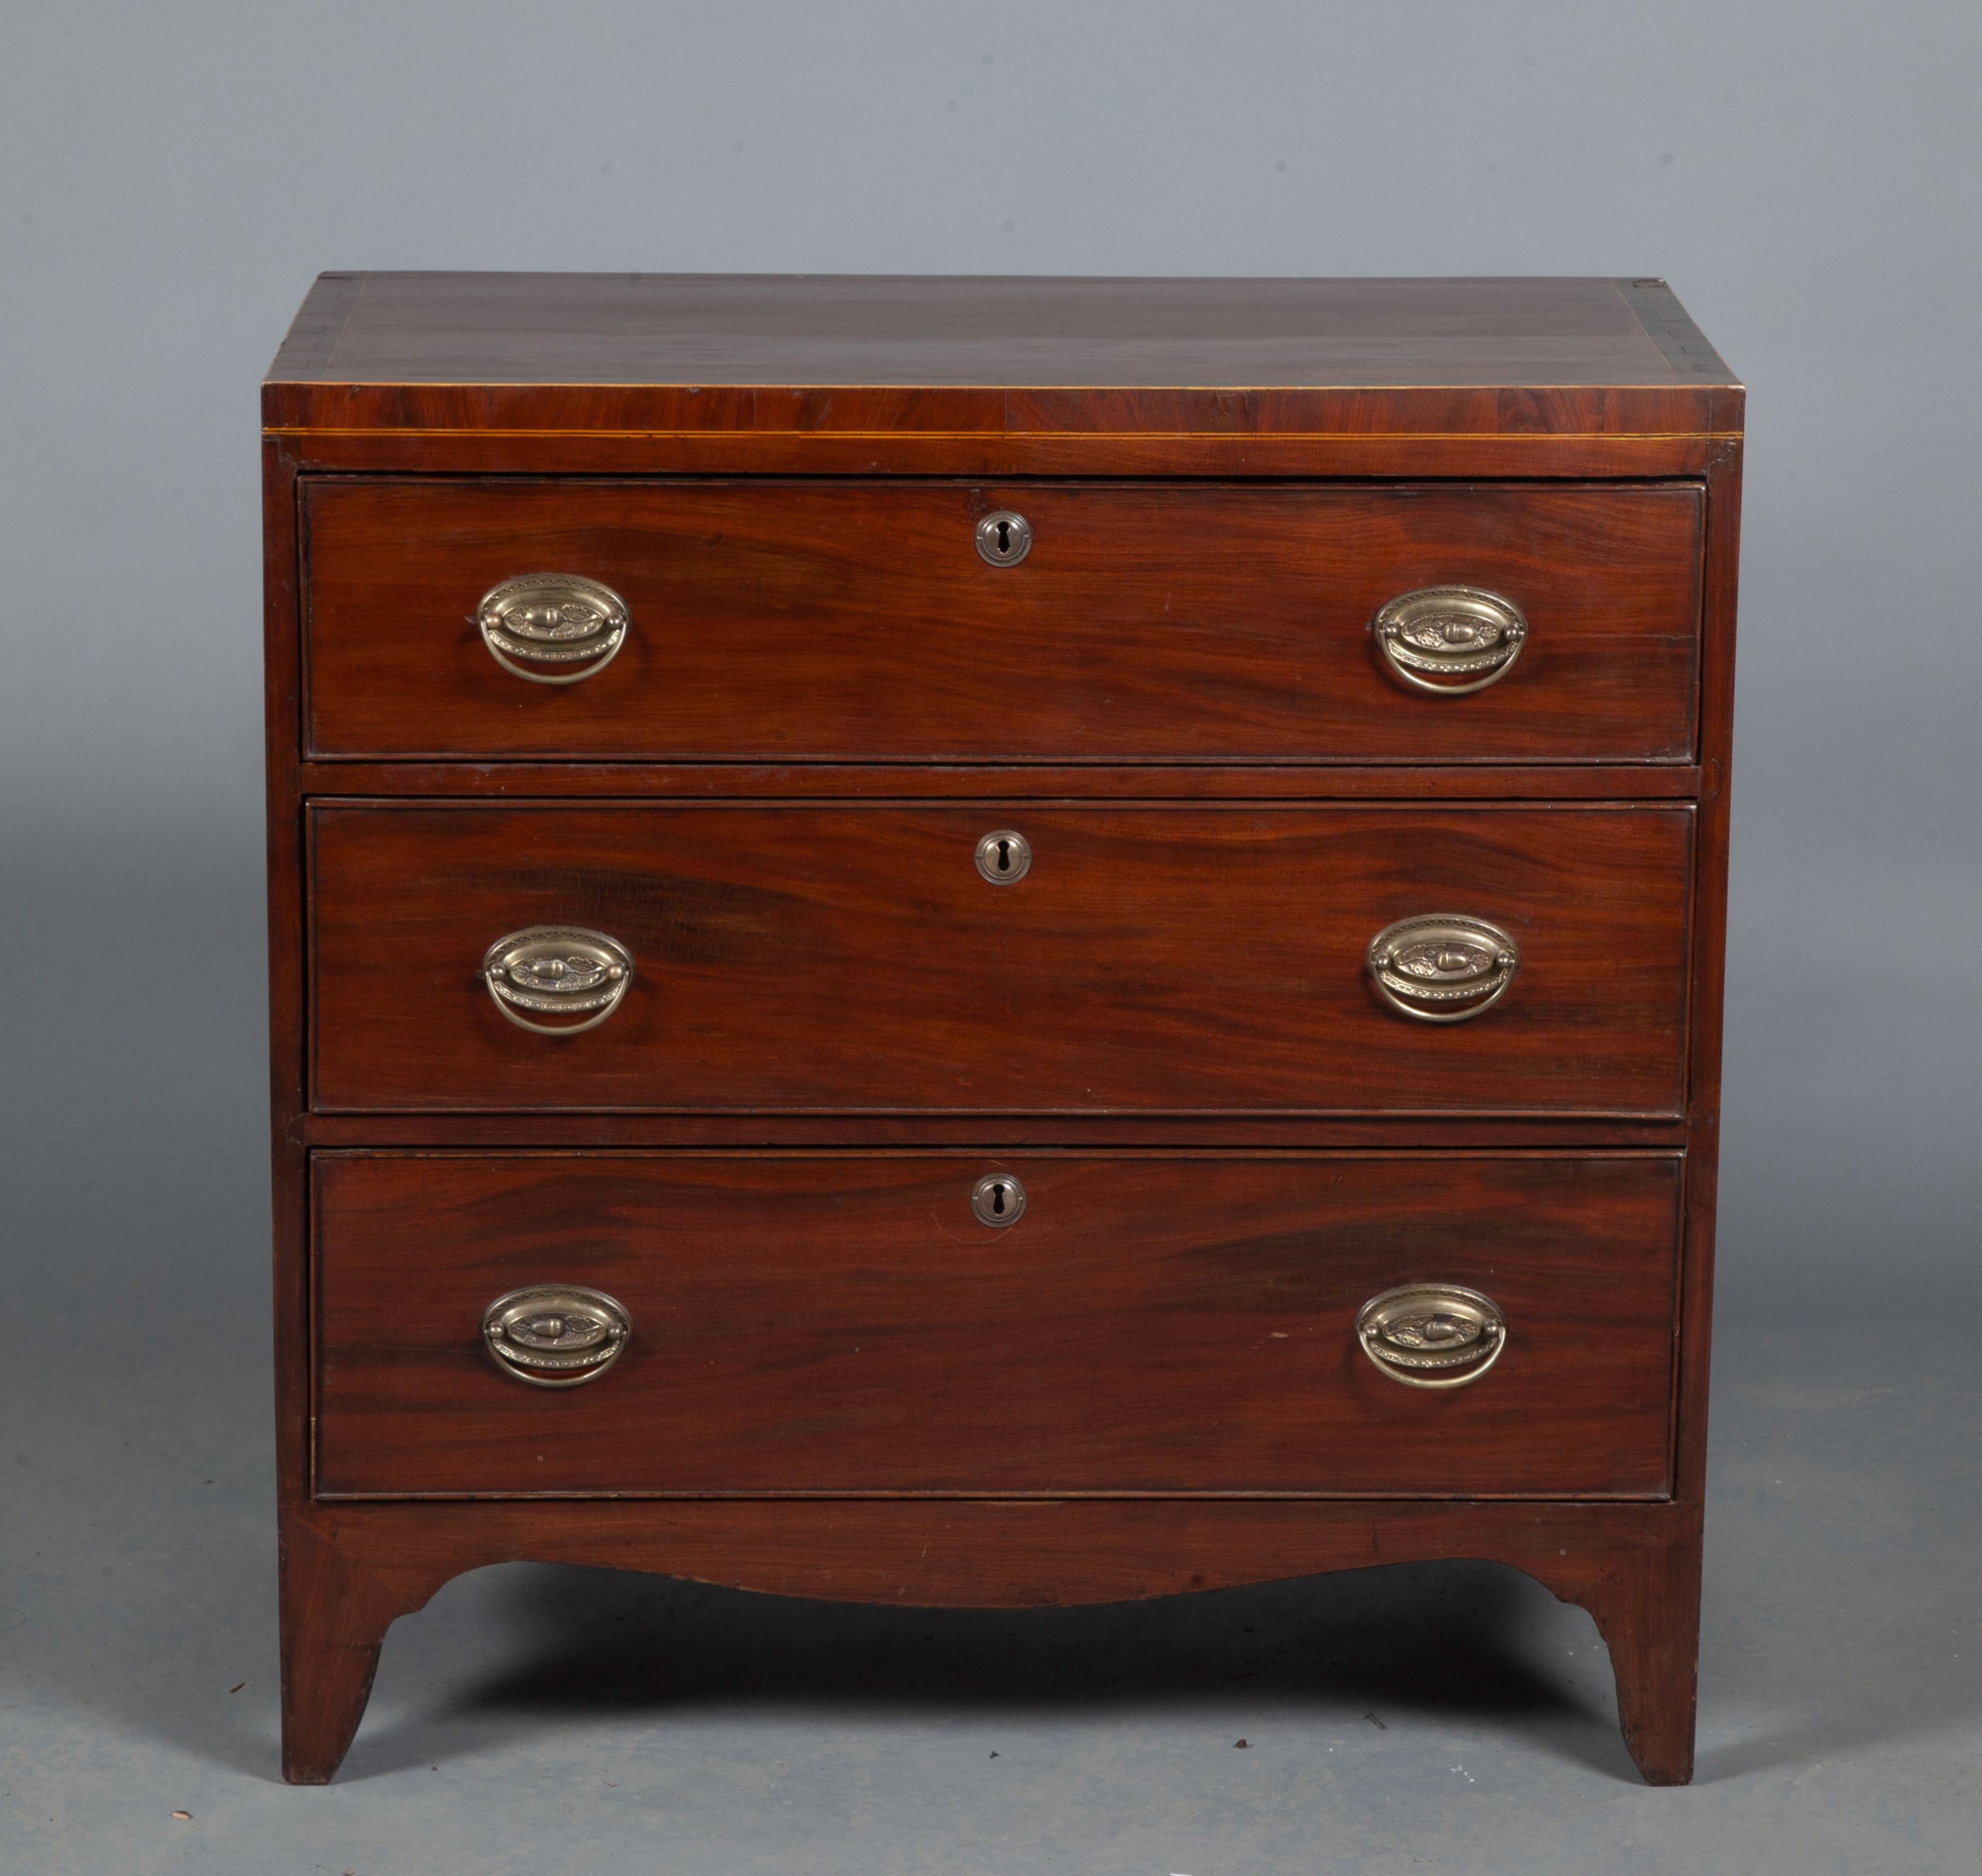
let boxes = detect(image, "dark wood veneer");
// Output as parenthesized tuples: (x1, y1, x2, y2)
(265, 274, 1740, 1788)
(302, 480, 1703, 764)
(313, 1152, 1680, 1499)
(279, 1497, 1704, 1785)
(308, 803, 1693, 1117)
(298, 761, 1708, 801)
(265, 273, 1739, 440)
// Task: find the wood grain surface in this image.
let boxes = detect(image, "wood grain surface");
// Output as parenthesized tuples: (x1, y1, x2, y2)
(275, 428, 1737, 482)
(297, 760, 1707, 802)
(278, 1495, 1704, 1784)
(265, 272, 1741, 1786)
(312, 1151, 1680, 1498)
(263, 273, 1739, 442)
(308, 803, 1693, 1115)
(301, 480, 1704, 764)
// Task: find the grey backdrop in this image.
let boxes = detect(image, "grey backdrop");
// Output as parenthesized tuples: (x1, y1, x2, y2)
(3, 4, 1978, 1871)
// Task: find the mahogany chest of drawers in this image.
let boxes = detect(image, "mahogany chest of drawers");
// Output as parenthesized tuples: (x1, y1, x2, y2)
(263, 273, 1741, 1784)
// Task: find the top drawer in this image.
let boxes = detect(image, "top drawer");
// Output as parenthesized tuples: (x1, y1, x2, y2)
(300, 481, 1703, 764)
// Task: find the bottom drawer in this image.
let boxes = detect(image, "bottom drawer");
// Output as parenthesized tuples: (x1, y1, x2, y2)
(312, 1153, 1680, 1498)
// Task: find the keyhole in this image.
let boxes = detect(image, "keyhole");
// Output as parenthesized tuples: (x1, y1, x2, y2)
(975, 828, 1032, 883)
(971, 1172, 1028, 1227)
(974, 509, 1033, 566)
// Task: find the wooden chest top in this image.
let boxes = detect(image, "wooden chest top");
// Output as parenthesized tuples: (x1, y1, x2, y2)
(264, 272, 1741, 448)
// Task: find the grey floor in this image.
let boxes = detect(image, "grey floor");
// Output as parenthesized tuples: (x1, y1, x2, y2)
(6, 1304, 1977, 1874)
(4, 842, 1979, 1874)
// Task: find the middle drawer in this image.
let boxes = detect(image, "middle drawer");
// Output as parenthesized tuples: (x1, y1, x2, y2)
(310, 804, 1691, 1115)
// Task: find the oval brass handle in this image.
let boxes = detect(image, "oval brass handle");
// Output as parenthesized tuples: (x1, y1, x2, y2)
(1374, 586, 1527, 696)
(1367, 914, 1518, 1024)
(483, 927, 633, 1036)
(483, 1284, 631, 1388)
(476, 574, 629, 685)
(1357, 1283, 1506, 1389)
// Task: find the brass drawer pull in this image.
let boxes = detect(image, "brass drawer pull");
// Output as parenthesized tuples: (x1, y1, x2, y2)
(1375, 586, 1527, 695)
(483, 926, 633, 1036)
(476, 574, 629, 684)
(1357, 1283, 1506, 1389)
(483, 1285, 631, 1387)
(1367, 914, 1518, 1023)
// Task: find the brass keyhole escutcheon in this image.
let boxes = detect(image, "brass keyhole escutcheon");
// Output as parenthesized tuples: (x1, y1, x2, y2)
(975, 828, 1033, 884)
(974, 510, 1033, 566)
(970, 1173, 1028, 1227)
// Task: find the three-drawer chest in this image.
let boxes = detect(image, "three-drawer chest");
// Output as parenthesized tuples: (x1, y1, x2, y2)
(263, 273, 1741, 1784)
